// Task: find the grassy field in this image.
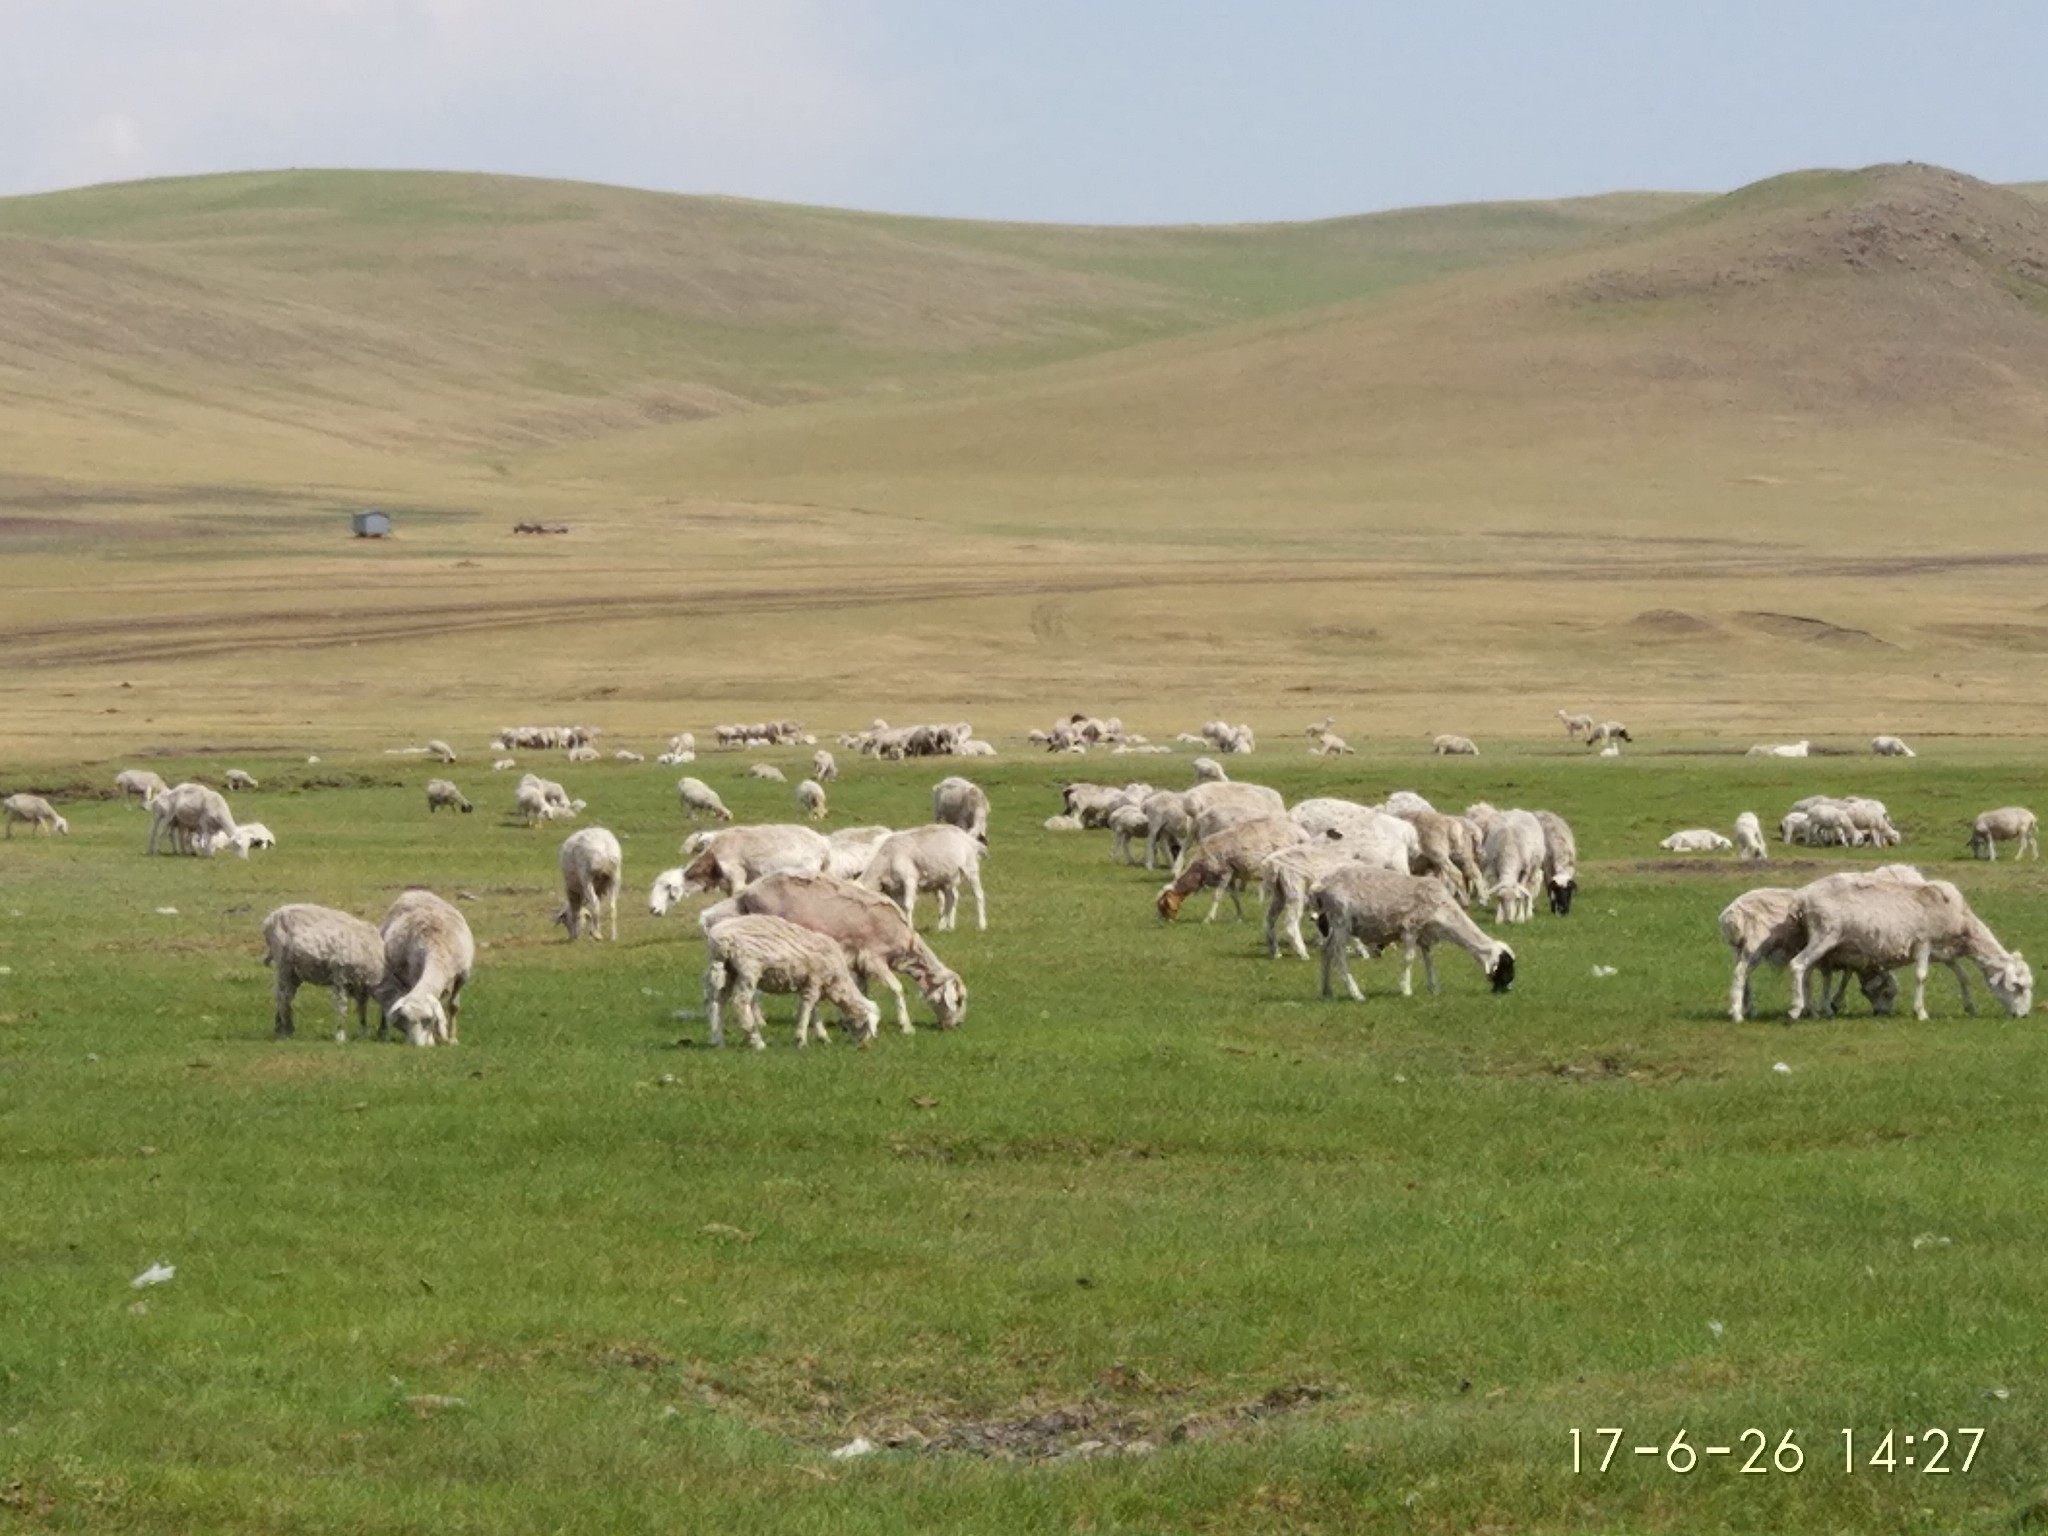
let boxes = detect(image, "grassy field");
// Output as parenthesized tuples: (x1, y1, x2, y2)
(5, 744, 2048, 1533)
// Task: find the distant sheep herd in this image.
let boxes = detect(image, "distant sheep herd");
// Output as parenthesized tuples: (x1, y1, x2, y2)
(2, 710, 2030, 1047)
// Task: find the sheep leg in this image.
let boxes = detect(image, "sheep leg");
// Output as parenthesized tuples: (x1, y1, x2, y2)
(1202, 880, 1229, 924)
(1729, 953, 1752, 1024)
(1786, 935, 1836, 1021)
(898, 876, 919, 930)
(1226, 880, 1246, 923)
(703, 959, 726, 1047)
(1397, 941, 1416, 997)
(274, 972, 298, 1037)
(733, 975, 766, 1050)
(1262, 884, 1284, 958)
(1947, 958, 1974, 1015)
(794, 987, 816, 1048)
(968, 866, 987, 931)
(936, 882, 958, 933)
(443, 978, 463, 1045)
(1422, 946, 1441, 996)
(1911, 943, 1932, 1022)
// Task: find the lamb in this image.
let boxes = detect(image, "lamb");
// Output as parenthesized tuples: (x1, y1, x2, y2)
(824, 825, 892, 880)
(1196, 720, 1256, 755)
(1556, 711, 1594, 739)
(1734, 811, 1768, 862)
(114, 769, 168, 808)
(958, 739, 998, 757)
(1184, 779, 1286, 840)
(1107, 803, 1154, 865)
(1787, 875, 2032, 1021)
(1309, 731, 1354, 756)
(1585, 721, 1631, 749)
(261, 903, 387, 1039)
(932, 776, 991, 846)
(701, 914, 882, 1049)
(378, 890, 475, 1046)
(516, 773, 581, 823)
(1309, 865, 1516, 1000)
(1155, 815, 1307, 923)
(1779, 810, 1814, 846)
(748, 763, 788, 782)
(1042, 814, 1084, 831)
(676, 776, 733, 822)
(1430, 733, 1479, 756)
(794, 779, 829, 821)
(1531, 809, 1578, 914)
(146, 782, 238, 856)
(730, 871, 967, 1033)
(205, 821, 276, 856)
(861, 824, 989, 931)
(813, 749, 839, 783)
(1141, 790, 1193, 871)
(2, 793, 68, 838)
(1189, 756, 1228, 784)
(1804, 802, 1858, 847)
(224, 769, 259, 791)
(1061, 782, 1148, 828)
(1969, 807, 2038, 862)
(655, 823, 833, 908)
(425, 779, 474, 814)
(553, 826, 623, 941)
(1481, 810, 1549, 922)
(1661, 829, 1734, 853)
(1871, 735, 1915, 758)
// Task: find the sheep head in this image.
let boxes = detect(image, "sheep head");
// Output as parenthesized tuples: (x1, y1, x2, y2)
(387, 994, 447, 1047)
(1547, 876, 1577, 916)
(1488, 948, 1517, 993)
(1988, 952, 2034, 1017)
(648, 869, 687, 916)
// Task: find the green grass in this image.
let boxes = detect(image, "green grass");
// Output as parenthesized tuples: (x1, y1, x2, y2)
(5, 748, 2048, 1531)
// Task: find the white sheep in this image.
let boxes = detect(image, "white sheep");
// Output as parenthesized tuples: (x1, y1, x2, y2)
(794, 779, 829, 821)
(262, 903, 387, 1039)
(224, 769, 259, 791)
(146, 782, 238, 856)
(861, 824, 988, 932)
(824, 825, 892, 880)
(1584, 721, 1631, 749)
(1309, 731, 1354, 756)
(378, 890, 475, 1046)
(425, 779, 474, 814)
(654, 824, 832, 909)
(1531, 809, 1578, 914)
(1140, 790, 1192, 871)
(1481, 810, 1548, 922)
(1189, 756, 1228, 784)
(1661, 829, 1735, 853)
(2, 793, 68, 838)
(932, 776, 991, 846)
(813, 749, 839, 782)
(1556, 711, 1594, 739)
(1871, 735, 1915, 758)
(1719, 881, 1907, 1022)
(730, 871, 966, 1033)
(493, 758, 517, 772)
(614, 749, 646, 763)
(1787, 874, 2032, 1021)
(1734, 811, 1768, 862)
(1262, 843, 1373, 959)
(1184, 779, 1287, 840)
(747, 763, 788, 782)
(1430, 733, 1479, 756)
(565, 744, 601, 763)
(554, 826, 623, 941)
(203, 821, 276, 856)
(423, 739, 456, 763)
(1970, 807, 2038, 861)
(1309, 865, 1516, 1000)
(701, 914, 881, 1049)
(1042, 814, 1084, 831)
(1155, 815, 1307, 923)
(1747, 741, 1810, 758)
(1382, 790, 1435, 818)
(677, 776, 733, 822)
(114, 769, 168, 808)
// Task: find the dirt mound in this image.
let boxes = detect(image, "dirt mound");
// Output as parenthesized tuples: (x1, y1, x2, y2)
(1738, 611, 1892, 648)
(1622, 608, 1721, 639)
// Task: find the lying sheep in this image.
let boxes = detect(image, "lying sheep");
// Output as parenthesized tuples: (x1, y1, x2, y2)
(1747, 741, 1810, 758)
(425, 779, 474, 814)
(566, 744, 601, 764)
(554, 826, 624, 941)
(728, 871, 966, 1033)
(379, 890, 475, 1046)
(2, 793, 68, 838)
(1431, 733, 1480, 756)
(1969, 806, 2038, 861)
(1662, 828, 1735, 853)
(861, 824, 989, 932)
(701, 914, 881, 1049)
(114, 769, 168, 808)
(794, 779, 829, 821)
(1310, 865, 1516, 1000)
(262, 903, 386, 1039)
(747, 763, 787, 782)
(678, 777, 733, 822)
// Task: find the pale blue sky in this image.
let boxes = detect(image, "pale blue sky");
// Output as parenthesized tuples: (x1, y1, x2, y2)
(6, 1, 2044, 222)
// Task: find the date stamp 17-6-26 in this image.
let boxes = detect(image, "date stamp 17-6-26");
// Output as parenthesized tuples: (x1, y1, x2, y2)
(1570, 1427, 1984, 1475)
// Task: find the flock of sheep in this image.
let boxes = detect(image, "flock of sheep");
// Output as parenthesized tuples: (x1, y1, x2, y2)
(4, 707, 2035, 1046)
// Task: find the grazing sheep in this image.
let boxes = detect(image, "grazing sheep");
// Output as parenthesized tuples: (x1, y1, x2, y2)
(114, 769, 168, 808)
(1661, 829, 1735, 853)
(701, 914, 882, 1050)
(813, 749, 839, 783)
(731, 871, 966, 1033)
(1310, 865, 1516, 1000)
(553, 826, 624, 941)
(146, 782, 238, 856)
(493, 758, 517, 772)
(1734, 811, 1768, 862)
(1391, 807, 1487, 904)
(378, 890, 475, 1046)
(262, 903, 386, 1039)
(1557, 711, 1594, 739)
(1383, 790, 1436, 819)
(1970, 807, 2038, 862)
(861, 824, 988, 932)
(932, 776, 991, 846)
(1185, 779, 1287, 840)
(1290, 799, 1417, 870)
(224, 769, 259, 792)
(1719, 880, 1906, 1022)
(1107, 802, 1154, 865)
(1531, 809, 1578, 914)
(1156, 815, 1307, 924)
(1309, 731, 1354, 756)
(747, 763, 788, 782)
(1481, 810, 1549, 922)
(425, 739, 457, 763)
(1430, 734, 1479, 756)
(1263, 843, 1373, 959)
(794, 779, 829, 821)
(1062, 781, 1152, 828)
(823, 825, 892, 881)
(425, 779, 474, 815)
(658, 824, 833, 907)
(677, 776, 733, 822)
(1787, 874, 2032, 1021)
(1585, 720, 1631, 749)
(1871, 735, 1915, 758)
(1140, 790, 1193, 871)
(2, 793, 68, 838)
(1190, 756, 1228, 784)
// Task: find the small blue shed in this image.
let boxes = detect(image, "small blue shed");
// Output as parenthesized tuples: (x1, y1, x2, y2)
(351, 509, 392, 539)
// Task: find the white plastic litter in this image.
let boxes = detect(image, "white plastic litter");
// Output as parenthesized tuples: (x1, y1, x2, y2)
(1707, 1320, 1725, 1339)
(1590, 965, 1618, 978)
(830, 1437, 878, 1461)
(1772, 1062, 1792, 1074)
(1911, 1233, 1952, 1250)
(155, 907, 179, 916)
(130, 1262, 176, 1289)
